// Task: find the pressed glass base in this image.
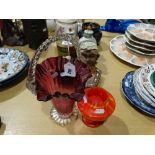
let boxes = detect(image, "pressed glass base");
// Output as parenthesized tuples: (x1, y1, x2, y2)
(50, 107, 78, 126)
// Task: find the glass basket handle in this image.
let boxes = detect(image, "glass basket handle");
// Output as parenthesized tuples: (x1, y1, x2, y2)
(26, 34, 79, 95)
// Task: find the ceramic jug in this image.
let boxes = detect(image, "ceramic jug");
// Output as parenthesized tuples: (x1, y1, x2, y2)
(78, 22, 102, 45)
(55, 19, 83, 36)
(78, 30, 97, 50)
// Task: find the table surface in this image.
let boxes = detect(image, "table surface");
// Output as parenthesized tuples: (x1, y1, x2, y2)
(1, 19, 155, 135)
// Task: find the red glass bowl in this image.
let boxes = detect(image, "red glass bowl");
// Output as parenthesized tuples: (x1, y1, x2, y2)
(35, 56, 92, 102)
(77, 87, 116, 128)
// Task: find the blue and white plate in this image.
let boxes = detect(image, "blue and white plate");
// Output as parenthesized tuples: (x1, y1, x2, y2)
(121, 71, 155, 116)
(0, 48, 29, 85)
(0, 61, 29, 87)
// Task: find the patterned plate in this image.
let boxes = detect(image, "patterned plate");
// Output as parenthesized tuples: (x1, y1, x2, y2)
(110, 35, 155, 67)
(0, 48, 29, 83)
(126, 42, 155, 56)
(121, 71, 155, 116)
(140, 64, 155, 97)
(0, 61, 29, 87)
(125, 31, 155, 49)
(127, 23, 155, 43)
(133, 68, 155, 107)
(125, 36, 155, 56)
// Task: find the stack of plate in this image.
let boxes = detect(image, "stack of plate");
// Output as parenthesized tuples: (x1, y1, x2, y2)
(110, 23, 155, 67)
(0, 48, 29, 87)
(125, 23, 155, 56)
(122, 64, 155, 116)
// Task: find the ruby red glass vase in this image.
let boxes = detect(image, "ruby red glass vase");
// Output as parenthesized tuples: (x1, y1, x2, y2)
(51, 96, 75, 119)
(35, 56, 92, 123)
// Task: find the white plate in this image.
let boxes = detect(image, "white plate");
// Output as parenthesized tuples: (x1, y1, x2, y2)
(126, 42, 155, 56)
(125, 37, 155, 56)
(127, 23, 155, 43)
(125, 31, 155, 49)
(125, 36, 155, 52)
(110, 35, 155, 67)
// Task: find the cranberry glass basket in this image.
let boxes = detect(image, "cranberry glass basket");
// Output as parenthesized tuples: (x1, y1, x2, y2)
(26, 34, 97, 126)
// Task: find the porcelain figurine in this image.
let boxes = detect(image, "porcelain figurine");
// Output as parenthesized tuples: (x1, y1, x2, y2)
(78, 30, 99, 66)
